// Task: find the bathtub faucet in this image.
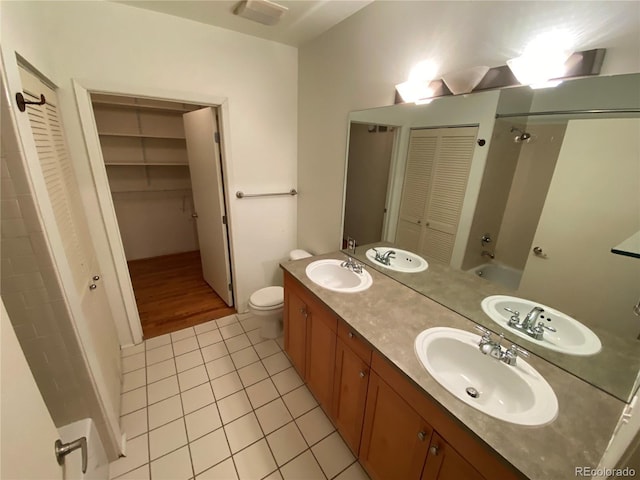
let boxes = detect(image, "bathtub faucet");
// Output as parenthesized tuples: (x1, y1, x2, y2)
(481, 250, 495, 259)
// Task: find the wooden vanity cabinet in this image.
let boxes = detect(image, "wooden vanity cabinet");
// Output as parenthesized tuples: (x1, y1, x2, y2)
(422, 433, 484, 480)
(332, 322, 373, 455)
(283, 273, 336, 412)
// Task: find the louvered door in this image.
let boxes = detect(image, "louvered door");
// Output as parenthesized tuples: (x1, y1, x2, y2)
(396, 127, 477, 264)
(18, 66, 122, 447)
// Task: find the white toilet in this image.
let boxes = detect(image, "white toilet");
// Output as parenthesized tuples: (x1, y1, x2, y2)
(248, 249, 312, 339)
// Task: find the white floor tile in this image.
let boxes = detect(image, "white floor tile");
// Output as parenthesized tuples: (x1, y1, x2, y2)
(146, 358, 177, 383)
(230, 346, 260, 369)
(145, 334, 171, 351)
(171, 326, 195, 342)
(312, 432, 355, 479)
(147, 375, 179, 405)
(217, 390, 253, 424)
(150, 446, 192, 480)
(225, 333, 252, 353)
(211, 371, 243, 400)
(255, 399, 293, 435)
(205, 355, 236, 380)
(194, 320, 218, 335)
(146, 344, 174, 366)
(173, 336, 199, 356)
(280, 450, 326, 480)
(216, 315, 238, 327)
(264, 470, 284, 480)
(175, 350, 204, 373)
(198, 329, 223, 348)
(196, 457, 238, 480)
(262, 352, 292, 376)
(181, 382, 215, 414)
(185, 403, 222, 441)
(247, 329, 264, 345)
(275, 336, 285, 350)
(190, 428, 231, 475)
(122, 353, 145, 373)
(239, 315, 262, 332)
(272, 367, 304, 395)
(238, 361, 269, 387)
(220, 322, 244, 339)
(148, 395, 183, 431)
(266, 422, 307, 466)
(245, 378, 279, 409)
(120, 408, 148, 440)
(112, 463, 150, 480)
(232, 439, 277, 480)
(201, 342, 229, 363)
(334, 461, 370, 480)
(149, 418, 188, 460)
(178, 365, 209, 392)
(282, 385, 318, 418)
(121, 387, 147, 415)
(224, 413, 263, 453)
(121, 343, 145, 358)
(296, 406, 335, 446)
(109, 434, 149, 479)
(253, 340, 280, 359)
(122, 368, 146, 393)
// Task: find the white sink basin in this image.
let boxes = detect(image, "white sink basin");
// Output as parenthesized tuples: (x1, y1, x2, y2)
(481, 295, 601, 356)
(305, 259, 372, 293)
(415, 327, 558, 426)
(365, 247, 428, 273)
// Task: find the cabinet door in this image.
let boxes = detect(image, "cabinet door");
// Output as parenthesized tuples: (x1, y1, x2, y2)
(332, 338, 370, 455)
(360, 372, 432, 480)
(283, 284, 308, 377)
(305, 304, 337, 411)
(422, 433, 484, 480)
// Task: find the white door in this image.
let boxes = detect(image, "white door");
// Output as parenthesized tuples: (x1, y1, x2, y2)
(1, 302, 63, 480)
(519, 118, 640, 336)
(183, 107, 233, 306)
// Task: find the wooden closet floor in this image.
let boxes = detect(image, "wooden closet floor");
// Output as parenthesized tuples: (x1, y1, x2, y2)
(128, 250, 236, 339)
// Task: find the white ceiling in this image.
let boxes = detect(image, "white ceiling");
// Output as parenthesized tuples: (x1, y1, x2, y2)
(115, 0, 373, 47)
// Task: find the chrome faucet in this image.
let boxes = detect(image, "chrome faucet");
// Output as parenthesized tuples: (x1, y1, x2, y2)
(373, 248, 396, 266)
(341, 256, 364, 274)
(475, 325, 528, 366)
(481, 250, 495, 259)
(521, 306, 545, 329)
(503, 305, 555, 341)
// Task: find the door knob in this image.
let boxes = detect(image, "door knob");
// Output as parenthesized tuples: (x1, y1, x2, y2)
(532, 246, 547, 258)
(192, 213, 198, 218)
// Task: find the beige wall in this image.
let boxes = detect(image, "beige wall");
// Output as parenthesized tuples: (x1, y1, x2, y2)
(496, 122, 567, 269)
(0, 89, 117, 457)
(298, 1, 640, 254)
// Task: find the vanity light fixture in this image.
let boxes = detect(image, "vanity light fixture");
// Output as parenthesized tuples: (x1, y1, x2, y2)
(507, 31, 575, 89)
(233, 0, 288, 26)
(395, 59, 439, 103)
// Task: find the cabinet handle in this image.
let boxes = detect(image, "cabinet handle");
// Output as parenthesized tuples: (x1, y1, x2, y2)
(417, 431, 427, 441)
(429, 445, 439, 456)
(299, 307, 308, 318)
(359, 371, 366, 379)
(348, 332, 355, 339)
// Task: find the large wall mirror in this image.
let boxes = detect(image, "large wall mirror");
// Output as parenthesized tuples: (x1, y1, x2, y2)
(342, 73, 640, 402)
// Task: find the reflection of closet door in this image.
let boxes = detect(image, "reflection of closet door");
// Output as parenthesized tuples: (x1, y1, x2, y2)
(183, 107, 233, 306)
(519, 118, 640, 336)
(396, 127, 477, 264)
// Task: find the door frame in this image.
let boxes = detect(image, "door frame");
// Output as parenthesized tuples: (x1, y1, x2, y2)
(73, 79, 236, 345)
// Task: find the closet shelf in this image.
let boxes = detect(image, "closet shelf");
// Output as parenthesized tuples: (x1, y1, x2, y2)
(111, 188, 193, 194)
(105, 162, 189, 167)
(92, 100, 196, 114)
(98, 132, 186, 140)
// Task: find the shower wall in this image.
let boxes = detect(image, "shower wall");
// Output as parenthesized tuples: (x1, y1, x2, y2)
(495, 122, 567, 269)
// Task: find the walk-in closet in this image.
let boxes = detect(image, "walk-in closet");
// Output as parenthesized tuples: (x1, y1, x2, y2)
(91, 94, 235, 338)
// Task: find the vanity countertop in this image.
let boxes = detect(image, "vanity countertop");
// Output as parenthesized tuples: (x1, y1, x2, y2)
(281, 252, 626, 480)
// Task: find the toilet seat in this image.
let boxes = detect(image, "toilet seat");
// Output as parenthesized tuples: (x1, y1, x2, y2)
(249, 286, 284, 311)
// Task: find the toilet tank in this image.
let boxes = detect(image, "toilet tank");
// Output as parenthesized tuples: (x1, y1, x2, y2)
(289, 249, 312, 260)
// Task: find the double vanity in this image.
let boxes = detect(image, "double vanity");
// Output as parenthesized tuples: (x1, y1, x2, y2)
(281, 252, 625, 480)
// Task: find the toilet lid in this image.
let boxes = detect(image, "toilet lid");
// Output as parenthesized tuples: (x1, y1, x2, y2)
(250, 286, 284, 308)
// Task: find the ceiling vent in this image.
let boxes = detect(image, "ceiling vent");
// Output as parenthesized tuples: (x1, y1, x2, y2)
(233, 0, 288, 26)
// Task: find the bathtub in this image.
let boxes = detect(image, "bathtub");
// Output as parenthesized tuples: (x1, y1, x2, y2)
(57, 419, 109, 480)
(468, 262, 523, 291)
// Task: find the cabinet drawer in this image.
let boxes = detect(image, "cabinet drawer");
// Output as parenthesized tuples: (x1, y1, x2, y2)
(337, 321, 373, 365)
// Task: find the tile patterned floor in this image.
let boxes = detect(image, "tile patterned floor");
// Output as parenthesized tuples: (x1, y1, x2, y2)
(112, 313, 372, 480)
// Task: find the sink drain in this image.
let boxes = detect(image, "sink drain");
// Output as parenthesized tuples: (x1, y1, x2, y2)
(466, 387, 480, 399)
